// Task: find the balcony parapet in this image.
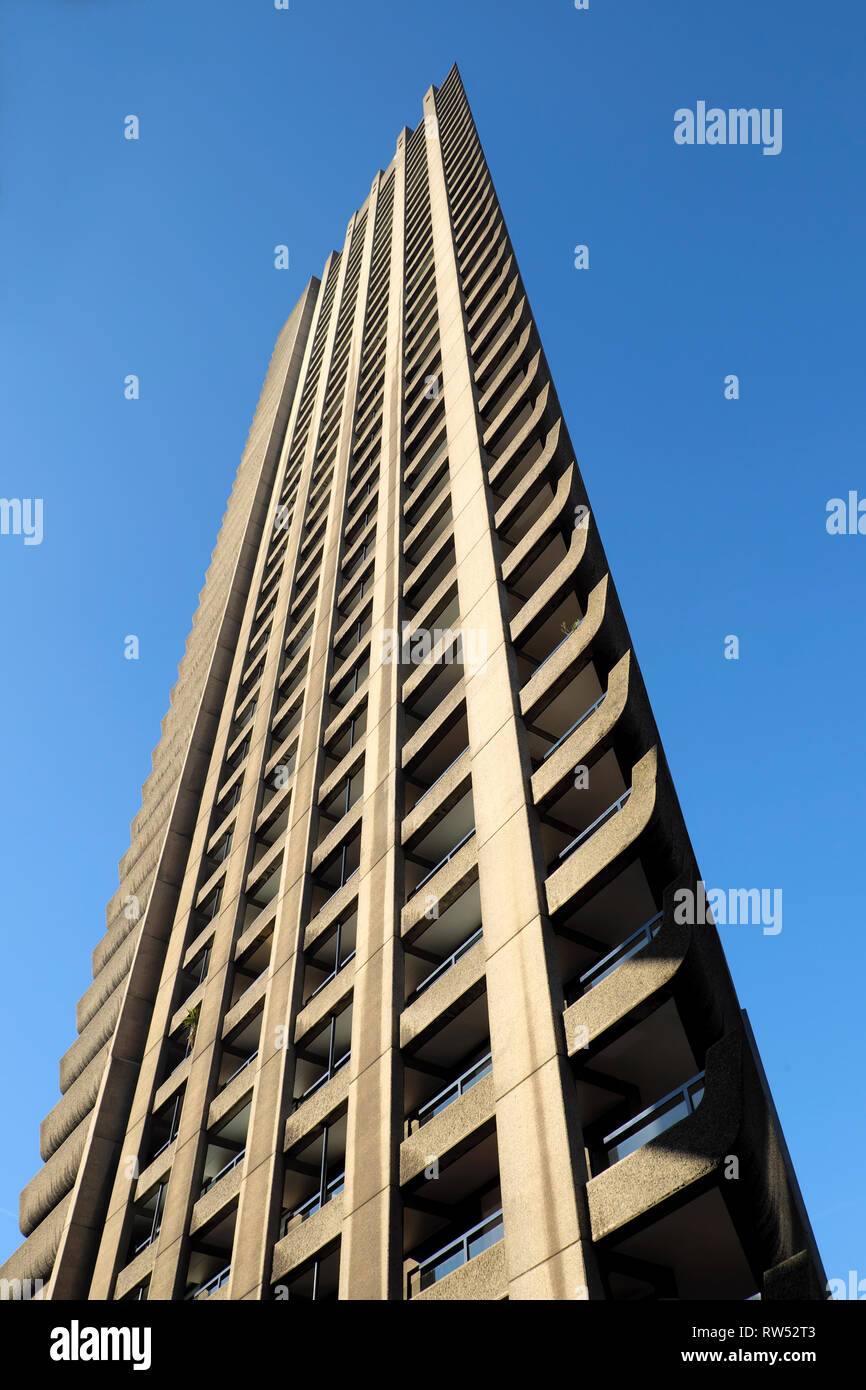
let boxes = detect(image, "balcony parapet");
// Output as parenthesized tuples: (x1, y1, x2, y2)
(400, 1072, 496, 1187)
(400, 936, 486, 1054)
(586, 1030, 742, 1242)
(532, 652, 633, 810)
(271, 1192, 344, 1285)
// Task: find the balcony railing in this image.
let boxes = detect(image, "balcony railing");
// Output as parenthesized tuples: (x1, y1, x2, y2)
(602, 1071, 706, 1168)
(295, 1050, 351, 1107)
(409, 1208, 504, 1295)
(530, 620, 583, 680)
(306, 950, 356, 1004)
(231, 967, 268, 1012)
(187, 1264, 231, 1300)
(556, 789, 631, 865)
(413, 745, 470, 809)
(317, 866, 359, 915)
(200, 1148, 246, 1196)
(133, 1227, 160, 1258)
(168, 1039, 194, 1078)
(222, 1050, 259, 1089)
(150, 1133, 178, 1164)
(542, 693, 606, 762)
(409, 927, 483, 1001)
(415, 828, 476, 893)
(570, 910, 663, 1001)
(410, 1052, 492, 1130)
(280, 1172, 345, 1235)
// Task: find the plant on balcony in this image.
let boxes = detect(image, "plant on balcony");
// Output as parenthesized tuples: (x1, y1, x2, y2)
(182, 1003, 201, 1047)
(560, 619, 580, 636)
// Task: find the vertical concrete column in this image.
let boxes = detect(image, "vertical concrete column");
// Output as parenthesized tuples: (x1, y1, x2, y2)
(339, 136, 407, 1301)
(141, 268, 341, 1303)
(229, 193, 380, 1298)
(424, 85, 601, 1300)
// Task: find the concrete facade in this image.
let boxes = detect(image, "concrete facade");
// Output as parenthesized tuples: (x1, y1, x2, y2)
(1, 65, 825, 1302)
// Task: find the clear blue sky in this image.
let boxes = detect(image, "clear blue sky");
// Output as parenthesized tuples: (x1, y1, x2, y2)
(1, 0, 862, 1287)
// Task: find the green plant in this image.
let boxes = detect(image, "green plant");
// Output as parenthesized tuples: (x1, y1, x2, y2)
(181, 1003, 201, 1045)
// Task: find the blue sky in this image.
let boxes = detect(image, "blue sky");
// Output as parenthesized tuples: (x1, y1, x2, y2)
(1, 0, 862, 1286)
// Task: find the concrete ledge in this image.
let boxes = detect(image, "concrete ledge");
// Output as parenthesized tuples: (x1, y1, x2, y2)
(207, 1059, 259, 1131)
(294, 959, 356, 1042)
(311, 801, 363, 876)
(20, 1118, 88, 1236)
(563, 902, 690, 1056)
(586, 1031, 742, 1242)
(401, 835, 478, 937)
(271, 1193, 343, 1283)
(401, 678, 465, 770)
(409, 1234, 506, 1301)
(518, 575, 608, 715)
(304, 878, 360, 952)
(400, 938, 486, 1052)
(283, 1066, 351, 1153)
(400, 1072, 495, 1185)
(75, 931, 136, 1034)
(190, 1159, 244, 1234)
(545, 747, 659, 919)
(532, 650, 631, 808)
(501, 463, 573, 588)
(401, 748, 471, 848)
(509, 522, 590, 652)
(40, 1040, 110, 1161)
(113, 1238, 158, 1301)
(221, 971, 267, 1039)
(59, 988, 122, 1094)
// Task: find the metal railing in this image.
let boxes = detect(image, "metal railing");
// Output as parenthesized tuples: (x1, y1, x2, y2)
(232, 967, 268, 1010)
(280, 1172, 345, 1234)
(222, 1050, 259, 1089)
(602, 1071, 706, 1167)
(410, 1208, 504, 1295)
(557, 789, 631, 864)
(574, 911, 663, 998)
(530, 620, 583, 680)
(188, 1264, 231, 1300)
(410, 928, 483, 1000)
(410, 1052, 492, 1130)
(200, 1148, 246, 1196)
(150, 1133, 178, 1164)
(542, 693, 606, 762)
(413, 745, 470, 808)
(133, 1227, 160, 1258)
(317, 866, 359, 915)
(295, 1049, 350, 1107)
(306, 950, 356, 1004)
(414, 828, 476, 893)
